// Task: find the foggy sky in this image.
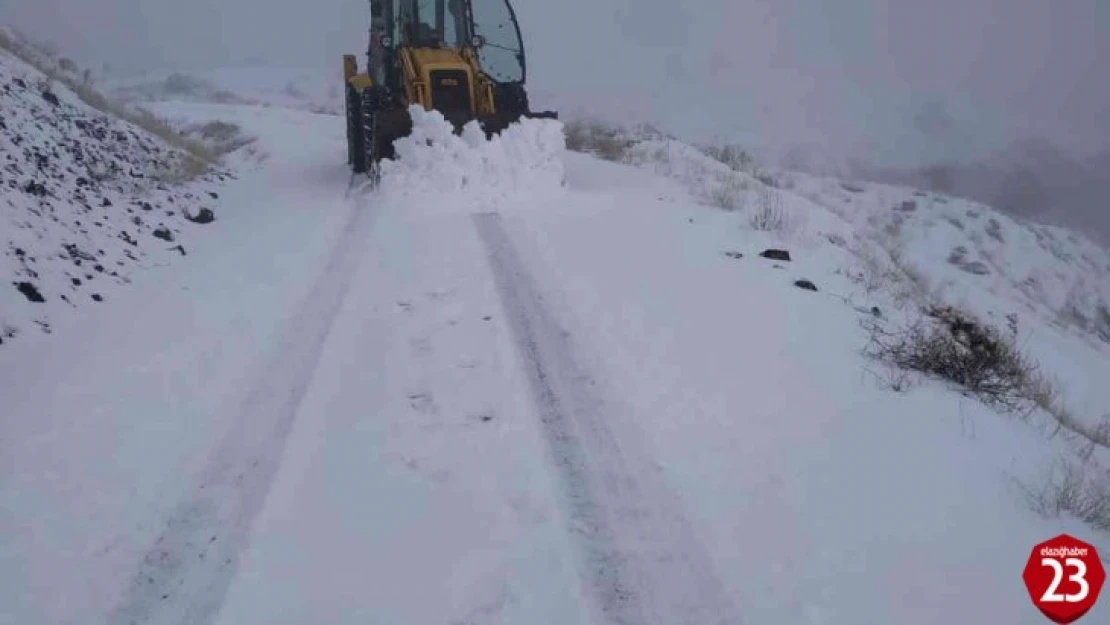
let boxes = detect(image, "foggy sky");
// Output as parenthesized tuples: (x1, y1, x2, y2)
(2, 0, 1108, 169)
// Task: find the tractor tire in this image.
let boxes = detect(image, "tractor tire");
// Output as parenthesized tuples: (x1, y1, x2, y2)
(346, 84, 366, 173)
(360, 86, 392, 185)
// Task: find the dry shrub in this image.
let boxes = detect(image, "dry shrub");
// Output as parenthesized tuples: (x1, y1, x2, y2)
(863, 305, 1042, 414)
(1019, 457, 1110, 532)
(749, 184, 786, 231)
(562, 119, 634, 162)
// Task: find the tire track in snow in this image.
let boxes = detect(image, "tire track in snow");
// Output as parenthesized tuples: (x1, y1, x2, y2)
(473, 212, 742, 625)
(105, 198, 380, 625)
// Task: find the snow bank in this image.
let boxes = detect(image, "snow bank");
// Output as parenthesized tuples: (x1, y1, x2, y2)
(378, 106, 566, 210)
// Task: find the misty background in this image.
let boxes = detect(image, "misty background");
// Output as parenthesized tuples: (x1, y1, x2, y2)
(2, 0, 1108, 240)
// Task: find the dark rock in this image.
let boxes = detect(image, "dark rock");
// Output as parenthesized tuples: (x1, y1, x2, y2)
(131, 216, 143, 226)
(724, 251, 744, 260)
(101, 197, 112, 207)
(895, 200, 917, 212)
(141, 201, 153, 211)
(170, 245, 187, 256)
(153, 227, 174, 242)
(91, 293, 103, 302)
(23, 180, 46, 196)
(186, 208, 216, 224)
(841, 182, 866, 193)
(13, 78, 26, 89)
(793, 279, 818, 292)
(759, 249, 792, 262)
(76, 177, 89, 187)
(871, 306, 882, 317)
(63, 243, 96, 262)
(41, 90, 60, 106)
(208, 191, 219, 199)
(15, 281, 45, 302)
(71, 277, 81, 286)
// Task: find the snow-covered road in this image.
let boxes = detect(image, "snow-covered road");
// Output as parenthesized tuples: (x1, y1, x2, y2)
(3, 101, 1108, 625)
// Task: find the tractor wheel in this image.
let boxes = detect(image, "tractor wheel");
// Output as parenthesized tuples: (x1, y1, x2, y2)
(360, 86, 391, 186)
(346, 84, 366, 173)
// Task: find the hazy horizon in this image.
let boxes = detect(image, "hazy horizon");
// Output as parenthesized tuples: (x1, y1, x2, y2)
(2, 0, 1107, 173)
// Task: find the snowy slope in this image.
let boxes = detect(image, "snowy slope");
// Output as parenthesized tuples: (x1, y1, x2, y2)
(605, 134, 1110, 433)
(105, 67, 342, 116)
(0, 48, 230, 345)
(2, 62, 1110, 625)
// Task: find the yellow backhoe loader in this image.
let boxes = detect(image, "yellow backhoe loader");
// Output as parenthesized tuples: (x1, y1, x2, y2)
(343, 0, 557, 181)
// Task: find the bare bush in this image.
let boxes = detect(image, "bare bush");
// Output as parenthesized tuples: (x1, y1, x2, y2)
(864, 305, 1110, 452)
(862, 305, 1042, 414)
(1019, 457, 1110, 532)
(749, 184, 786, 231)
(183, 120, 255, 156)
(709, 175, 747, 211)
(562, 119, 634, 162)
(700, 143, 756, 174)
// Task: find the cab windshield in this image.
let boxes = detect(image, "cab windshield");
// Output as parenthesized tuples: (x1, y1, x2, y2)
(397, 0, 466, 47)
(470, 0, 525, 83)
(391, 0, 526, 84)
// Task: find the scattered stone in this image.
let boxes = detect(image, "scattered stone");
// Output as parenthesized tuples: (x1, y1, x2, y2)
(153, 227, 174, 242)
(13, 78, 26, 89)
(185, 207, 215, 224)
(794, 279, 818, 292)
(170, 245, 187, 256)
(759, 249, 791, 262)
(23, 180, 46, 196)
(208, 191, 219, 199)
(41, 90, 60, 106)
(871, 306, 882, 317)
(895, 200, 917, 212)
(840, 182, 866, 193)
(724, 251, 744, 260)
(91, 293, 103, 302)
(71, 277, 81, 286)
(15, 281, 45, 302)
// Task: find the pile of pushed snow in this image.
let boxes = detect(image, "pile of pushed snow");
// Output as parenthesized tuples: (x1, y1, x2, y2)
(0, 49, 229, 346)
(378, 106, 565, 209)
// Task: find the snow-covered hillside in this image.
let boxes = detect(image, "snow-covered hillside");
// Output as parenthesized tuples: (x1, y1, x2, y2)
(0, 46, 231, 345)
(3, 56, 1110, 625)
(106, 67, 342, 116)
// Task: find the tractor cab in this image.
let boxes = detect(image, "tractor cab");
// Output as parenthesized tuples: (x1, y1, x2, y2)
(344, 0, 555, 177)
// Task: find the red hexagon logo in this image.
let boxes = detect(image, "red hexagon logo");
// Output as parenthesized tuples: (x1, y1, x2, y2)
(1023, 534, 1105, 623)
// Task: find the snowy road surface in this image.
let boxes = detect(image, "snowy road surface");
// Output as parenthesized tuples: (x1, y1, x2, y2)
(3, 102, 1108, 625)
